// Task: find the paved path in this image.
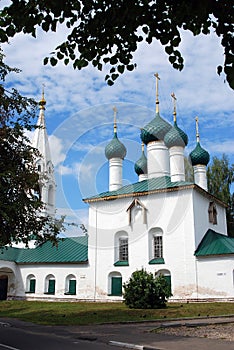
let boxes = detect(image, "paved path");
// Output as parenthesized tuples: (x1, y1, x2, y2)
(1, 316, 234, 350)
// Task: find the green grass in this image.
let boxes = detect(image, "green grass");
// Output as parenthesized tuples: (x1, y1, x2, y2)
(0, 301, 234, 326)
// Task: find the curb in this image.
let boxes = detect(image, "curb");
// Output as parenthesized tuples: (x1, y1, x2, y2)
(109, 341, 160, 350)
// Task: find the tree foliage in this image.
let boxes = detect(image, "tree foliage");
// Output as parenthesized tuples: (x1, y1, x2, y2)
(207, 154, 234, 237)
(0, 49, 62, 247)
(0, 1, 233, 88)
(123, 269, 172, 309)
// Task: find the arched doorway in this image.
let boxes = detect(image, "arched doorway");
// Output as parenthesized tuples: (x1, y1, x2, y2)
(0, 275, 8, 300)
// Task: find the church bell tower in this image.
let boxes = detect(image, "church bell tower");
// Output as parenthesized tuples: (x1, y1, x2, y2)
(32, 89, 56, 217)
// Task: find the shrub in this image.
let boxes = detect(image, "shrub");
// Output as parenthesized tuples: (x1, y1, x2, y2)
(123, 269, 172, 309)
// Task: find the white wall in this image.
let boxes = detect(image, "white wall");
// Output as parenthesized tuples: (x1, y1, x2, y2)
(19, 263, 95, 300)
(196, 256, 234, 299)
(193, 190, 227, 248)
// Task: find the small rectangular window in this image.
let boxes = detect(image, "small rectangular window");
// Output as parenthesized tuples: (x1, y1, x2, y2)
(119, 238, 128, 261)
(154, 236, 163, 258)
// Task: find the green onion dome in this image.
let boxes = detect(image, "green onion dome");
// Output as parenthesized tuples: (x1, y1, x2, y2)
(189, 142, 210, 166)
(164, 121, 188, 148)
(105, 132, 127, 160)
(134, 150, 147, 175)
(141, 112, 172, 145)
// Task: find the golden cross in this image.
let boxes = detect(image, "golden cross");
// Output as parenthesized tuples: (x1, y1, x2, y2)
(154, 73, 160, 113)
(171, 92, 177, 122)
(113, 106, 117, 132)
(195, 116, 200, 142)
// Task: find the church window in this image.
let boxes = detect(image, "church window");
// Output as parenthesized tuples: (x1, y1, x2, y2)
(119, 238, 128, 261)
(148, 228, 164, 264)
(114, 232, 129, 266)
(38, 164, 41, 172)
(48, 185, 54, 206)
(153, 236, 163, 258)
(26, 275, 36, 293)
(126, 198, 147, 225)
(208, 202, 217, 225)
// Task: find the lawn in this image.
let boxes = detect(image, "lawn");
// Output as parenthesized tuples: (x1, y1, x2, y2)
(0, 301, 234, 326)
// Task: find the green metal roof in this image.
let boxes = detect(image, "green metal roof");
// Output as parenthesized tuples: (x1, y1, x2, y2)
(0, 247, 20, 262)
(0, 236, 88, 264)
(195, 229, 234, 256)
(84, 176, 193, 202)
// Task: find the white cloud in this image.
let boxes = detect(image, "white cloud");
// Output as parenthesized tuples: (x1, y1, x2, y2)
(208, 140, 234, 156)
(49, 135, 66, 167)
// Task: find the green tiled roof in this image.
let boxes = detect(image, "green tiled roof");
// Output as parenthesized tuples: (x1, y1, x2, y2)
(134, 150, 147, 175)
(164, 121, 188, 148)
(189, 142, 210, 166)
(84, 176, 193, 202)
(141, 112, 172, 145)
(195, 229, 234, 256)
(105, 132, 127, 160)
(0, 236, 88, 264)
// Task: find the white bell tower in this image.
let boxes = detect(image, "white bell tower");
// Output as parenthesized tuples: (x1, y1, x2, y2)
(32, 89, 56, 217)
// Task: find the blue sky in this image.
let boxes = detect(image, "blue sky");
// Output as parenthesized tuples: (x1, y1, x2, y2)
(2, 14, 234, 235)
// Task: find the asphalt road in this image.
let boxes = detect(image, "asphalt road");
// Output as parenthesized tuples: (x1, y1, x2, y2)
(1, 316, 234, 350)
(0, 322, 120, 350)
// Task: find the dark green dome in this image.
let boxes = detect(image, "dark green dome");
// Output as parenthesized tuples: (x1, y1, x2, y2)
(134, 151, 147, 175)
(141, 112, 172, 145)
(105, 132, 127, 160)
(189, 142, 210, 166)
(164, 121, 188, 148)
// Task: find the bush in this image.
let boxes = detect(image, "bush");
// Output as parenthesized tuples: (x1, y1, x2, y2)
(123, 269, 172, 309)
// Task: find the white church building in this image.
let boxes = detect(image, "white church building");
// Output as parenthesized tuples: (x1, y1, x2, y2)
(0, 78, 234, 302)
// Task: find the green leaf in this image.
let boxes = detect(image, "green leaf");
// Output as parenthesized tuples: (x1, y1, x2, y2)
(165, 45, 173, 55)
(57, 52, 64, 60)
(107, 79, 114, 86)
(117, 65, 125, 74)
(169, 55, 176, 64)
(50, 57, 58, 66)
(64, 58, 69, 65)
(217, 65, 223, 75)
(111, 73, 119, 81)
(43, 57, 49, 65)
(127, 64, 135, 71)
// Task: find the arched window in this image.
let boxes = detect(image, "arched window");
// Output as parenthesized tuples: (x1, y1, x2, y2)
(114, 231, 129, 266)
(65, 275, 76, 295)
(148, 228, 164, 264)
(45, 274, 55, 295)
(108, 272, 122, 296)
(26, 274, 36, 293)
(48, 185, 54, 206)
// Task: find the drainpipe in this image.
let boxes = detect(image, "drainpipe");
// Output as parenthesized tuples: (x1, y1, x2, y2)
(94, 207, 98, 301)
